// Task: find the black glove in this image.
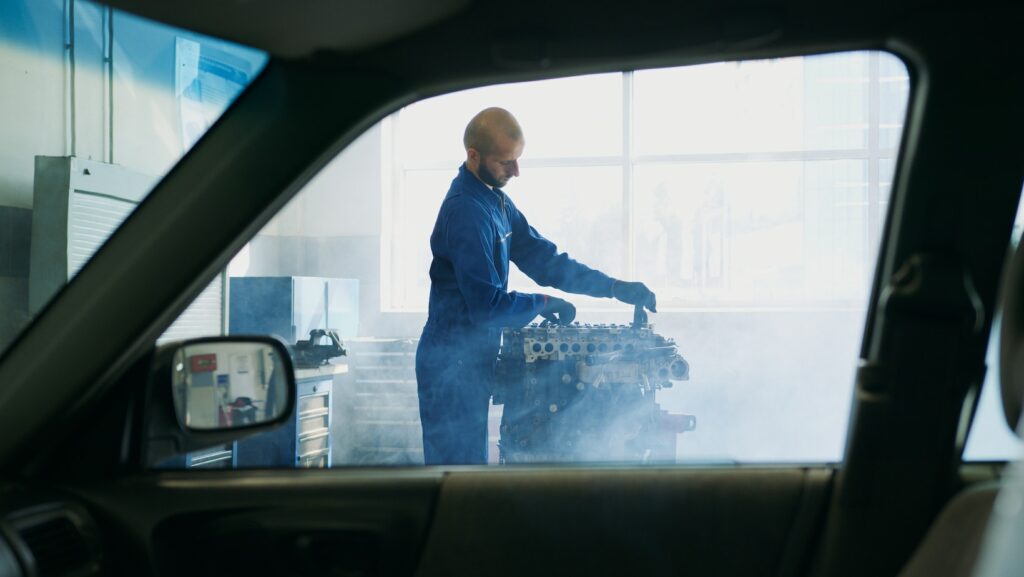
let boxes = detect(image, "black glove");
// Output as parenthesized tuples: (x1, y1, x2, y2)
(539, 295, 577, 325)
(612, 281, 657, 313)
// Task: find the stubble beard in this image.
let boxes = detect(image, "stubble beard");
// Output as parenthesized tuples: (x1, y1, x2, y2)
(478, 163, 509, 188)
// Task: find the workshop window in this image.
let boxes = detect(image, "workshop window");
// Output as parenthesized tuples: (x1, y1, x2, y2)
(200, 50, 912, 468)
(384, 51, 908, 312)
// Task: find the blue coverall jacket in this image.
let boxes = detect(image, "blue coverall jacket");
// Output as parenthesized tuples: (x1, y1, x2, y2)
(416, 163, 616, 465)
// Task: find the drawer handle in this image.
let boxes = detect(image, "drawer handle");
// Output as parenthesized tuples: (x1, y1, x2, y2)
(299, 447, 330, 460)
(298, 428, 330, 443)
(298, 407, 330, 419)
(189, 450, 233, 467)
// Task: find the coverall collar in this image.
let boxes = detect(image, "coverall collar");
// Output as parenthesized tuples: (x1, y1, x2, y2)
(458, 163, 506, 206)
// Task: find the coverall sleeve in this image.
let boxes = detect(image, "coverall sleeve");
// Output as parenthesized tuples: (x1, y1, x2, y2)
(508, 203, 616, 298)
(445, 200, 546, 328)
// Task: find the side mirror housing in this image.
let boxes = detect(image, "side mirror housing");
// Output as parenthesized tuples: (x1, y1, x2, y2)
(141, 336, 296, 468)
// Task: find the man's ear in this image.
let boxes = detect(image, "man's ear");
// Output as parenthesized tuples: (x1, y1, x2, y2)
(466, 148, 479, 166)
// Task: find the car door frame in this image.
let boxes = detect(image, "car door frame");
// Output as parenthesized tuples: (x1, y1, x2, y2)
(0, 2, 1022, 577)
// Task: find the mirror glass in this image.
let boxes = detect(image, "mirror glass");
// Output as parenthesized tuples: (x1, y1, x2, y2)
(172, 341, 288, 430)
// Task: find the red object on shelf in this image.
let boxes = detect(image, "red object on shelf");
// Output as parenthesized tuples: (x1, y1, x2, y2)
(190, 353, 217, 373)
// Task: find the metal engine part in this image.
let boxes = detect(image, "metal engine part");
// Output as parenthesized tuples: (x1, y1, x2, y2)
(494, 310, 694, 464)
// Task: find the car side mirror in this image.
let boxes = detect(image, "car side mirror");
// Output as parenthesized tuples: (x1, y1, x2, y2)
(172, 340, 290, 430)
(141, 336, 296, 468)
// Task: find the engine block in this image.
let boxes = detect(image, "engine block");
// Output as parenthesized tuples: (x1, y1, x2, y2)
(494, 318, 694, 464)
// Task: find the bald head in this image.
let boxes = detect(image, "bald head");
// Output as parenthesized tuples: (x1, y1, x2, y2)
(463, 107, 525, 188)
(464, 107, 524, 156)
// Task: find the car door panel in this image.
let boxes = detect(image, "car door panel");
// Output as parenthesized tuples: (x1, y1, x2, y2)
(66, 471, 442, 577)
(62, 467, 831, 577)
(416, 468, 831, 577)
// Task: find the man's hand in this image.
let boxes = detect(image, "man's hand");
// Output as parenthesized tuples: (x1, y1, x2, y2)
(539, 295, 577, 325)
(612, 281, 658, 313)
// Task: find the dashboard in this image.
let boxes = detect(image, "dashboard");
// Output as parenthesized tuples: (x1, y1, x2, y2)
(0, 486, 103, 577)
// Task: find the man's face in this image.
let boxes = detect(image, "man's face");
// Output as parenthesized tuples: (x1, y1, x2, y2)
(475, 134, 523, 189)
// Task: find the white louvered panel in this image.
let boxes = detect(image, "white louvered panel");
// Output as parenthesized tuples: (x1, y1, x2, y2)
(68, 192, 136, 278)
(159, 275, 224, 344)
(68, 189, 223, 345)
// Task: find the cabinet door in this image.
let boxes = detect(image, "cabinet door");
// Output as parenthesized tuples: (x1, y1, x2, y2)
(326, 278, 359, 337)
(292, 277, 327, 341)
(227, 277, 293, 340)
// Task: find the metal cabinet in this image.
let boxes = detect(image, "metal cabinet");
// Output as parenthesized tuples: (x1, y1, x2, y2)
(232, 364, 345, 468)
(295, 374, 333, 468)
(227, 277, 355, 468)
(228, 276, 359, 342)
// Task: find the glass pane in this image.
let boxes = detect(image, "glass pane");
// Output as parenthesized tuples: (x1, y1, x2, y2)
(879, 54, 911, 150)
(634, 160, 871, 306)
(398, 73, 622, 165)
(964, 185, 1024, 462)
(963, 315, 1024, 461)
(0, 0, 267, 354)
(802, 52, 870, 150)
(505, 166, 624, 307)
(634, 53, 870, 155)
(158, 51, 910, 469)
(392, 169, 454, 310)
(880, 157, 898, 206)
(173, 341, 290, 430)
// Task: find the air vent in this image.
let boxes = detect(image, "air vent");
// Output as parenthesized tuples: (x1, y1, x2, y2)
(9, 506, 101, 577)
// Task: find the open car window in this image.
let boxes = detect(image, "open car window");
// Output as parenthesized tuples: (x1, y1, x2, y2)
(963, 189, 1024, 462)
(160, 50, 913, 469)
(0, 0, 267, 355)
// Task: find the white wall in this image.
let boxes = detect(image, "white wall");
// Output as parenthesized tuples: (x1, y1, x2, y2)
(262, 126, 382, 238)
(232, 126, 397, 341)
(0, 0, 66, 208)
(0, 1, 186, 208)
(0, 0, 262, 348)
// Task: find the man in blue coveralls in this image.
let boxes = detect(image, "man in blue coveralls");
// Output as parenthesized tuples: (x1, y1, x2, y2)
(416, 107, 658, 465)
